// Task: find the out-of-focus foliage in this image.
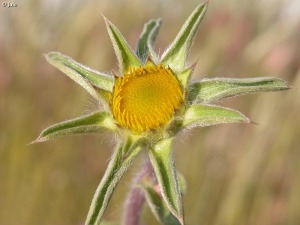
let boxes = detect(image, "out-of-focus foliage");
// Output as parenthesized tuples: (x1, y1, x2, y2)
(0, 0, 299, 225)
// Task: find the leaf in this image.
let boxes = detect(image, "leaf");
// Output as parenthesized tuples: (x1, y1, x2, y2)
(46, 52, 114, 97)
(32, 112, 116, 143)
(137, 169, 186, 225)
(177, 66, 194, 89)
(138, 182, 181, 225)
(182, 104, 250, 128)
(188, 77, 290, 103)
(148, 138, 184, 224)
(160, 2, 208, 73)
(104, 17, 141, 73)
(136, 19, 162, 63)
(85, 139, 144, 225)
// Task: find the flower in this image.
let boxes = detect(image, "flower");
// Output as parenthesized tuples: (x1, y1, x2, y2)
(112, 65, 183, 133)
(33, 2, 289, 225)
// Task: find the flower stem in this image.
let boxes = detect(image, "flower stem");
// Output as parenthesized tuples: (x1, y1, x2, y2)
(122, 158, 154, 225)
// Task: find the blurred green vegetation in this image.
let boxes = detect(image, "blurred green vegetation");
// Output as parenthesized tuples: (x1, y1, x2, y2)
(0, 0, 299, 224)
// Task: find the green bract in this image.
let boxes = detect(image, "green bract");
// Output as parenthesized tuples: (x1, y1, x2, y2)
(33, 2, 289, 225)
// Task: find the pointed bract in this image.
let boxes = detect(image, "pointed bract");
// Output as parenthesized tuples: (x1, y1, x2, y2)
(85, 139, 144, 225)
(46, 52, 114, 95)
(147, 19, 162, 64)
(138, 182, 181, 225)
(32, 112, 116, 143)
(160, 3, 208, 73)
(148, 138, 184, 225)
(136, 19, 162, 63)
(104, 17, 141, 73)
(177, 64, 195, 89)
(188, 77, 290, 103)
(182, 104, 250, 128)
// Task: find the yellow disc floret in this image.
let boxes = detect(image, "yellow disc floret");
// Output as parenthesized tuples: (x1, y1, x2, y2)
(112, 65, 183, 133)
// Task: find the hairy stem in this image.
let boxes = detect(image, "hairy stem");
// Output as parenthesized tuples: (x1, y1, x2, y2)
(122, 158, 155, 225)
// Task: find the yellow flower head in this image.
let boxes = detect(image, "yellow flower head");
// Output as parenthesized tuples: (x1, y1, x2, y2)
(112, 65, 183, 132)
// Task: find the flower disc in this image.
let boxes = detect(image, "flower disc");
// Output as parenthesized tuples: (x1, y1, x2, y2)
(112, 65, 183, 133)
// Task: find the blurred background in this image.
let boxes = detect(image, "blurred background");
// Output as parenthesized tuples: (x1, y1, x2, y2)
(0, 0, 299, 224)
